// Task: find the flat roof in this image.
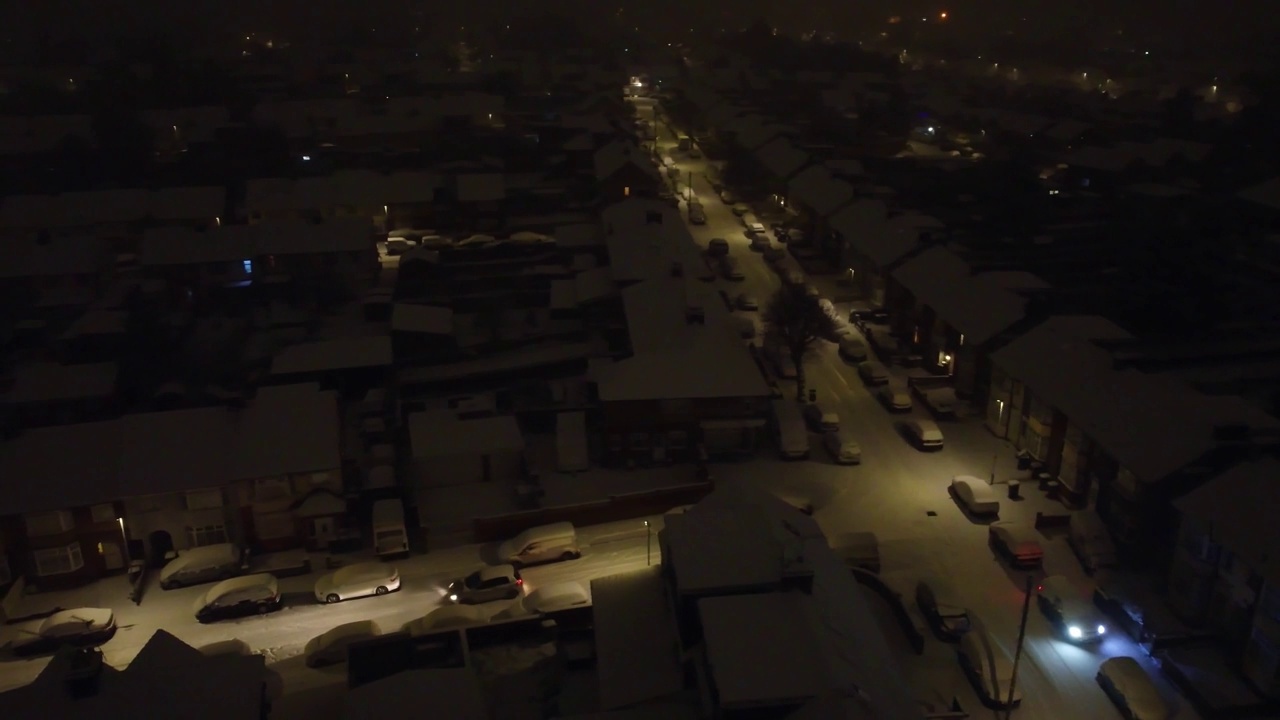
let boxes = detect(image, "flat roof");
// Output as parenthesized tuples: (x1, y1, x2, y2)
(699, 593, 829, 709)
(662, 507, 789, 594)
(0, 383, 340, 515)
(408, 411, 525, 458)
(591, 567, 684, 710)
(271, 335, 393, 375)
(991, 317, 1280, 482)
(345, 668, 485, 720)
(1176, 458, 1280, 587)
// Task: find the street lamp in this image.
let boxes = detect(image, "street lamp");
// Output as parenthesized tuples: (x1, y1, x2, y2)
(117, 517, 131, 563)
(644, 520, 651, 566)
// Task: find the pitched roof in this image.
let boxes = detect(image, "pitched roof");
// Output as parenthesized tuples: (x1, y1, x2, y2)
(891, 246, 1026, 344)
(787, 166, 854, 218)
(756, 137, 810, 180)
(1175, 458, 1280, 586)
(594, 140, 659, 183)
(0, 383, 340, 514)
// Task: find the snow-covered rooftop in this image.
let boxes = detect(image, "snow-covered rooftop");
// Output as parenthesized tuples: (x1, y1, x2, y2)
(755, 137, 810, 180)
(0, 383, 340, 515)
(699, 593, 830, 709)
(787, 165, 854, 218)
(590, 566, 684, 710)
(140, 218, 374, 265)
(0, 629, 266, 720)
(891, 246, 1027, 345)
(991, 316, 1280, 482)
(594, 140, 660, 183)
(601, 198, 704, 284)
(408, 410, 525, 458)
(662, 505, 796, 594)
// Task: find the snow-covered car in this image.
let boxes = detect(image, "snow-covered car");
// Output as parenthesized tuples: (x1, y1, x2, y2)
(689, 206, 706, 224)
(720, 255, 745, 280)
(802, 402, 839, 431)
(1037, 575, 1108, 642)
(194, 574, 283, 623)
(950, 475, 1000, 516)
(314, 562, 401, 604)
(958, 625, 1023, 708)
(731, 203, 750, 216)
(878, 384, 912, 411)
(720, 190, 736, 204)
(988, 521, 1045, 569)
(905, 419, 944, 450)
(159, 542, 242, 590)
(305, 620, 383, 668)
(745, 221, 767, 236)
(748, 233, 772, 252)
(521, 582, 591, 614)
(915, 579, 970, 642)
(9, 608, 116, 657)
(445, 564, 523, 605)
(1097, 657, 1172, 720)
(736, 292, 758, 311)
(838, 337, 868, 362)
(762, 246, 787, 265)
(404, 605, 492, 636)
(822, 430, 861, 464)
(857, 360, 889, 385)
(707, 237, 729, 257)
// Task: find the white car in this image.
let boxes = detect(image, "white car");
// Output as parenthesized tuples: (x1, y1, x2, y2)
(950, 475, 1000, 516)
(1097, 657, 1173, 720)
(745, 221, 767, 236)
(838, 337, 868, 362)
(823, 430, 861, 464)
(314, 562, 401, 604)
(857, 360, 889, 385)
(878, 384, 912, 411)
(305, 620, 383, 668)
(988, 521, 1045, 569)
(1037, 575, 1108, 642)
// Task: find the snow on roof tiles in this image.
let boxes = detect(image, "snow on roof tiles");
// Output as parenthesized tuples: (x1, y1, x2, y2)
(591, 567, 684, 710)
(787, 166, 854, 218)
(699, 593, 829, 709)
(730, 115, 785, 151)
(755, 137, 811, 180)
(891, 246, 1026, 344)
(593, 140, 660, 183)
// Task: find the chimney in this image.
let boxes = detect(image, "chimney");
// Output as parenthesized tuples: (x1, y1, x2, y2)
(64, 647, 105, 699)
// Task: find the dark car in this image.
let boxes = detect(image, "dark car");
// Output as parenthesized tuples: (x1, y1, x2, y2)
(194, 574, 283, 623)
(10, 608, 117, 657)
(915, 580, 970, 642)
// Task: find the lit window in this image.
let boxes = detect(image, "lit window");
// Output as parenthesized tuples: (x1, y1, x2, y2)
(623, 186, 630, 197)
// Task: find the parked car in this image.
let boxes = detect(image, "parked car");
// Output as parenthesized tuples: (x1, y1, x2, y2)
(404, 605, 491, 636)
(823, 430, 862, 464)
(1097, 657, 1173, 720)
(915, 579, 970, 642)
(732, 315, 756, 339)
(445, 564, 524, 604)
(10, 608, 117, 657)
(802, 402, 839, 431)
(857, 360, 889, 385)
(707, 237, 729, 257)
(988, 522, 1045, 569)
(1037, 575, 1108, 642)
(736, 292, 758, 311)
(745, 221, 767, 236)
(720, 190, 736, 204)
(829, 531, 880, 573)
(950, 475, 1001, 516)
(497, 522, 581, 568)
(688, 146, 702, 158)
(194, 574, 283, 623)
(720, 255, 745, 280)
(749, 233, 773, 251)
(159, 543, 243, 590)
(689, 206, 706, 224)
(958, 625, 1023, 708)
(731, 203, 750, 216)
(314, 562, 401, 604)
(521, 582, 591, 614)
(878, 384, 912, 411)
(1068, 510, 1119, 572)
(904, 419, 944, 450)
(304, 621, 383, 668)
(838, 337, 868, 362)
(762, 246, 787, 265)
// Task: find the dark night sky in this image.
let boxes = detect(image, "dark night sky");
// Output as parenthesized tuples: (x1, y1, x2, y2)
(1, 1, 1275, 64)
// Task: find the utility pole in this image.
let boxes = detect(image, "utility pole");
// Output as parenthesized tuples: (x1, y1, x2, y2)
(644, 520, 652, 566)
(1005, 574, 1034, 718)
(687, 170, 693, 201)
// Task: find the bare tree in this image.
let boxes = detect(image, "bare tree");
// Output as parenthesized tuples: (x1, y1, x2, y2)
(764, 284, 837, 401)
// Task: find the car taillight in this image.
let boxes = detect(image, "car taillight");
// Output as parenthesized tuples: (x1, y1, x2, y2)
(516, 578, 523, 585)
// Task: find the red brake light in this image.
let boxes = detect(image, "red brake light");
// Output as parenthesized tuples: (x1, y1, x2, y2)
(516, 578, 523, 585)
(1036, 584, 1044, 592)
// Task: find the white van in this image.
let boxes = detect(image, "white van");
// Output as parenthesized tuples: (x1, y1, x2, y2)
(498, 523, 581, 568)
(906, 419, 944, 450)
(771, 399, 810, 459)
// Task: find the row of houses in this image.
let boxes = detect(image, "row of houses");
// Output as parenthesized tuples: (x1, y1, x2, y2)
(679, 75, 1280, 699)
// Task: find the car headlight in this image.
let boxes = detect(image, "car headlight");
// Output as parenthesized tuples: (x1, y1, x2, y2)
(1097, 625, 1106, 635)
(1068, 626, 1083, 639)
(449, 594, 458, 602)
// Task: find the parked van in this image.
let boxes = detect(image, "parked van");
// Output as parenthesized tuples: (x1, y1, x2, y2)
(771, 399, 810, 459)
(905, 419, 944, 450)
(194, 574, 282, 623)
(1068, 511, 1118, 572)
(498, 523, 581, 568)
(159, 543, 242, 590)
